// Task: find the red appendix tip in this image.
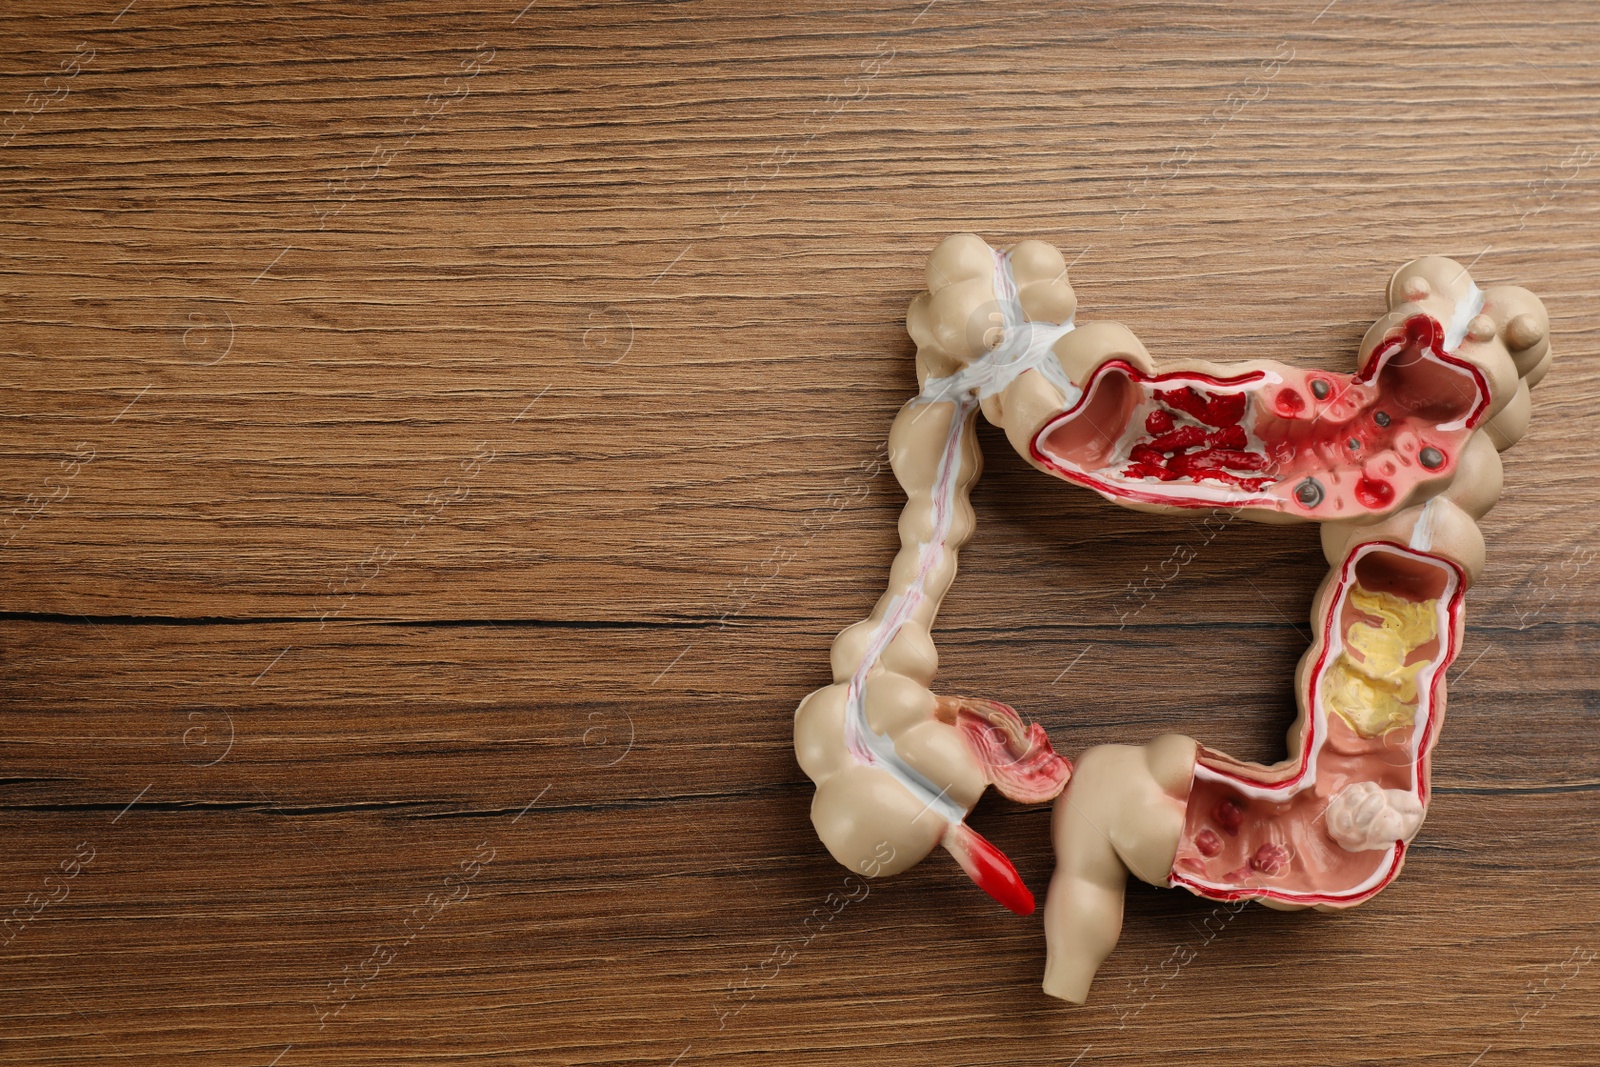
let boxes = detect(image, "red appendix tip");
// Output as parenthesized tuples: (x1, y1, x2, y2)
(941, 821, 1035, 916)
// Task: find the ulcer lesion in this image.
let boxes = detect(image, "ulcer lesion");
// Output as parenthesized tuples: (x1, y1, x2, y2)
(1322, 587, 1439, 738)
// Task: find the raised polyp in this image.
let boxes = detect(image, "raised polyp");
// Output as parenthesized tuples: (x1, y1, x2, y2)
(1354, 475, 1394, 509)
(1215, 799, 1244, 834)
(1252, 843, 1289, 875)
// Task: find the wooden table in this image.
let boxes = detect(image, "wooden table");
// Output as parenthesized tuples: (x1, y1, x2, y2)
(3, 2, 1596, 1063)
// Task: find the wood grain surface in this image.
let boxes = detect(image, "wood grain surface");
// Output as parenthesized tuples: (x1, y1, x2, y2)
(2, 1, 1597, 1064)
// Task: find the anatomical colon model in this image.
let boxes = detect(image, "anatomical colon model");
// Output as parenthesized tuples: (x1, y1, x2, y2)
(793, 233, 1552, 1003)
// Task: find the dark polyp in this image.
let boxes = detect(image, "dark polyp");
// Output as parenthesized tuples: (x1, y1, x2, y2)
(1295, 477, 1323, 507)
(1419, 446, 1444, 469)
(1310, 378, 1331, 400)
(1374, 411, 1391, 427)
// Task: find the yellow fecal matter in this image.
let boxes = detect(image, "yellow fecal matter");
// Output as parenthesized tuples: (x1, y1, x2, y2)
(1322, 587, 1439, 738)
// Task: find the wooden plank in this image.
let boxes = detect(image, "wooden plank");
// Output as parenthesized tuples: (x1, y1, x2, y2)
(2, 0, 1598, 1063)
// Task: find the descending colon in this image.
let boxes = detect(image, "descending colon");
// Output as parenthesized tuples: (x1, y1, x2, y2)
(1322, 587, 1439, 738)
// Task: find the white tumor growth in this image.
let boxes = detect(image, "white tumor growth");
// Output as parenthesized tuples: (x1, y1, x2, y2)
(1325, 780, 1425, 852)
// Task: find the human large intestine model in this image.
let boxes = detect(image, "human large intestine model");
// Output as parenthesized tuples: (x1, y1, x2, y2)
(792, 234, 1552, 1004)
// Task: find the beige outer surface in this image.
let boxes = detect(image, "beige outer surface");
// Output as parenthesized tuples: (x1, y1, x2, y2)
(798, 232, 1551, 1006)
(796, 397, 987, 877)
(799, 236, 1084, 884)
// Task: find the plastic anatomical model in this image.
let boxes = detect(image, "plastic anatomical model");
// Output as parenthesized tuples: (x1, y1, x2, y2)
(792, 233, 1551, 1003)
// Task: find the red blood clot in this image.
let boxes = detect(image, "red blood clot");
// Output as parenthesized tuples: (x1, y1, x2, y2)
(1150, 425, 1209, 452)
(1158, 386, 1248, 428)
(1210, 424, 1248, 451)
(1121, 385, 1272, 490)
